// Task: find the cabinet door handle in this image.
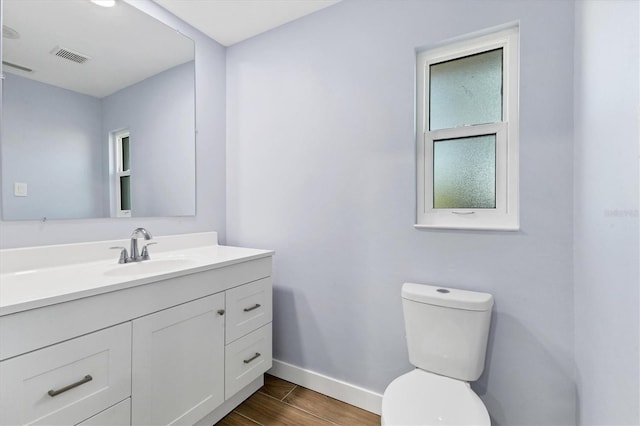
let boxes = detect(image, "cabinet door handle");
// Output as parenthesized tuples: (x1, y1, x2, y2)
(217, 309, 225, 315)
(47, 374, 93, 397)
(243, 352, 261, 364)
(243, 303, 261, 312)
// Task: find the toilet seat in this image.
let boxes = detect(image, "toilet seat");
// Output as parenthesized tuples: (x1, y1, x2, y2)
(381, 369, 490, 426)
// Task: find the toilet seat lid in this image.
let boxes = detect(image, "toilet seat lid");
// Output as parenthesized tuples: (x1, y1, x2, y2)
(382, 369, 490, 426)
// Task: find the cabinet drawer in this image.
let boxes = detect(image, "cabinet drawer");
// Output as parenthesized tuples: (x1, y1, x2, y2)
(225, 323, 272, 399)
(225, 278, 272, 343)
(0, 322, 131, 426)
(76, 398, 130, 426)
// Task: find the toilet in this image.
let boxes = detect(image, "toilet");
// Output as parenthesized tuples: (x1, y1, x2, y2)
(382, 283, 494, 426)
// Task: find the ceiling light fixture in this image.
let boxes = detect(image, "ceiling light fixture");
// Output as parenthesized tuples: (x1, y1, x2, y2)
(90, 0, 116, 7)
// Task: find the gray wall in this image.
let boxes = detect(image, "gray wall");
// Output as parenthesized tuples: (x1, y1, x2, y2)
(573, 1, 640, 424)
(0, 0, 227, 248)
(226, 1, 575, 424)
(2, 73, 106, 220)
(102, 61, 196, 217)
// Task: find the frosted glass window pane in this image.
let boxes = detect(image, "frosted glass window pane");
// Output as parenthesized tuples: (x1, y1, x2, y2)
(120, 176, 131, 211)
(433, 135, 495, 209)
(430, 49, 503, 130)
(122, 136, 130, 171)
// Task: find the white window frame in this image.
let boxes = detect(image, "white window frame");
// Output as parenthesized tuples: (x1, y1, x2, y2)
(113, 130, 131, 218)
(415, 27, 519, 231)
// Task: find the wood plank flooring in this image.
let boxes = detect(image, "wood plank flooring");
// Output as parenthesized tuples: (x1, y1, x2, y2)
(216, 375, 381, 426)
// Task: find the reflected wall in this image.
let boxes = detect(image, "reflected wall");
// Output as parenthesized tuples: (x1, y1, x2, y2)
(1, 0, 196, 221)
(2, 61, 195, 220)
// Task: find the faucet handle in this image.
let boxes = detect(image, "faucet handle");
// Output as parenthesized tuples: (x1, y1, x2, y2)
(110, 246, 129, 264)
(141, 242, 157, 260)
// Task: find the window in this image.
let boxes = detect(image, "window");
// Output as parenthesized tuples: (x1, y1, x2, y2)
(416, 27, 519, 230)
(114, 130, 131, 217)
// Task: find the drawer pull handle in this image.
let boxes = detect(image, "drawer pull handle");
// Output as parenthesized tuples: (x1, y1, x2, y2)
(243, 303, 261, 312)
(243, 352, 261, 364)
(47, 375, 93, 397)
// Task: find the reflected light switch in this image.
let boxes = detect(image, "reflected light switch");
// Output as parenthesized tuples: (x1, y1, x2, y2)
(14, 182, 28, 197)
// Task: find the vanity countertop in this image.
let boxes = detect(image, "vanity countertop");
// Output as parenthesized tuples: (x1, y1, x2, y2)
(0, 232, 273, 316)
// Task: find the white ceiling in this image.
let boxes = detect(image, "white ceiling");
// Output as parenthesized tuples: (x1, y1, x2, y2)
(2, 0, 193, 98)
(153, 0, 340, 47)
(1, 0, 339, 97)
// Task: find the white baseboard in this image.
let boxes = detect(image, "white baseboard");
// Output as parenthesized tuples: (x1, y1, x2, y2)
(268, 359, 383, 415)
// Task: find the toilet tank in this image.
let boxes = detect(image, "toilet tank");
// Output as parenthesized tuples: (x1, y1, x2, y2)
(402, 283, 494, 382)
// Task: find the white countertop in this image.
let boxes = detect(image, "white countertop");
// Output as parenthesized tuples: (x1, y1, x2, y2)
(0, 232, 273, 316)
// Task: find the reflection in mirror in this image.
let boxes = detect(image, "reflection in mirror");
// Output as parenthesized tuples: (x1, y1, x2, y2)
(1, 0, 196, 221)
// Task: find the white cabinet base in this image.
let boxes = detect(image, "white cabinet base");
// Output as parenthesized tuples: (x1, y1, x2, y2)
(194, 376, 263, 426)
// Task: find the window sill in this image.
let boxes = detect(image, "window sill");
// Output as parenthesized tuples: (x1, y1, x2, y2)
(414, 223, 520, 232)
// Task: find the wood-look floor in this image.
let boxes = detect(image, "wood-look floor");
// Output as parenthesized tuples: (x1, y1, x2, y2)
(216, 375, 381, 426)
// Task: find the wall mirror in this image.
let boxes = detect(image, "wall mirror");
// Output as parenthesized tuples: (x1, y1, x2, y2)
(1, 0, 196, 221)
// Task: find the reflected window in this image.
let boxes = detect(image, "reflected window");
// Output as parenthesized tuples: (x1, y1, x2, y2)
(114, 130, 131, 217)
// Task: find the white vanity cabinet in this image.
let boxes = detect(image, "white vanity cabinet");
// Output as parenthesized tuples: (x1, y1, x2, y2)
(0, 243, 273, 426)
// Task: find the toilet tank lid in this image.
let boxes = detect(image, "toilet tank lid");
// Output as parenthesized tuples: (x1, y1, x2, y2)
(402, 283, 493, 311)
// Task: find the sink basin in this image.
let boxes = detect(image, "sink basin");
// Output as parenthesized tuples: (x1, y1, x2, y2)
(104, 258, 198, 277)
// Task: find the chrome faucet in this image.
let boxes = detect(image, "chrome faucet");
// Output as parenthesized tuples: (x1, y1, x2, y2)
(130, 227, 153, 262)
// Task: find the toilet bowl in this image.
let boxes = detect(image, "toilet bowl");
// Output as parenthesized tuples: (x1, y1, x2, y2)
(381, 369, 490, 426)
(381, 283, 494, 426)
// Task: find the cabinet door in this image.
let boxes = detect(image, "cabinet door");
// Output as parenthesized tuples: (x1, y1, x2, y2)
(132, 293, 225, 426)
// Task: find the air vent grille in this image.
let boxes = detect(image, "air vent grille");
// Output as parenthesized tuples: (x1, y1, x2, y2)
(50, 46, 91, 64)
(2, 61, 33, 73)
(3, 25, 20, 40)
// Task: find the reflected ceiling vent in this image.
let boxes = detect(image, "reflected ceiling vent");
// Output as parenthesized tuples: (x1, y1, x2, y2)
(50, 46, 91, 64)
(3, 25, 20, 39)
(2, 61, 33, 73)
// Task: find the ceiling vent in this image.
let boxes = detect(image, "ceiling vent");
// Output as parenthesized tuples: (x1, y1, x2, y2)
(3, 25, 20, 39)
(2, 61, 33, 73)
(50, 46, 91, 64)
